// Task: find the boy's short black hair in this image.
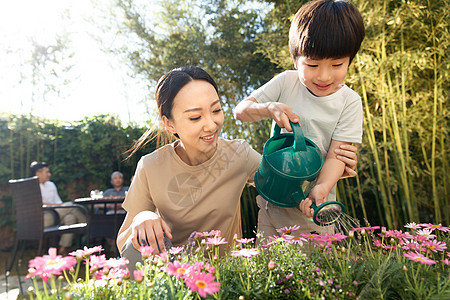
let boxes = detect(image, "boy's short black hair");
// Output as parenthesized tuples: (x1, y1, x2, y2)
(30, 161, 48, 176)
(289, 0, 365, 66)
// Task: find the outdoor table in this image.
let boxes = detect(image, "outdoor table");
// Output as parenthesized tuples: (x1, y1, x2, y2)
(74, 196, 126, 255)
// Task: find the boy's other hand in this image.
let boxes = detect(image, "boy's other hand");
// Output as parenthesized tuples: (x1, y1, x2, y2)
(335, 144, 358, 178)
(267, 102, 300, 132)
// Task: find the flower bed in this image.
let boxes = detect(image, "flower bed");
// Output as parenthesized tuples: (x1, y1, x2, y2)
(26, 223, 449, 299)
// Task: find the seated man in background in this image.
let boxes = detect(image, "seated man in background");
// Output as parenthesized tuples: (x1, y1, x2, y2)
(30, 161, 86, 254)
(102, 171, 129, 214)
(103, 171, 129, 197)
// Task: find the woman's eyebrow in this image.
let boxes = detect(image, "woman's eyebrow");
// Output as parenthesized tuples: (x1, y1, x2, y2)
(183, 99, 220, 113)
(210, 99, 220, 107)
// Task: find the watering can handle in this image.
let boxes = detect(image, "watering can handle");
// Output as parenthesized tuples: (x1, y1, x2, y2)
(273, 122, 307, 152)
(291, 122, 307, 152)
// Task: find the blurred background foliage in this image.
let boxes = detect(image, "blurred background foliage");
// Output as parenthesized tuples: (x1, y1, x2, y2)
(1, 0, 448, 244)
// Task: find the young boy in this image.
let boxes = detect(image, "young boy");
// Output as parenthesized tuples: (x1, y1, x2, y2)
(234, 0, 365, 236)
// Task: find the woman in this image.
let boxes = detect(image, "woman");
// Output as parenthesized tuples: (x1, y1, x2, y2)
(117, 66, 358, 268)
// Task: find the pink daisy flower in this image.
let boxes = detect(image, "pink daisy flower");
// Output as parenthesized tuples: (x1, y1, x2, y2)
(373, 239, 382, 248)
(205, 237, 228, 246)
(105, 257, 129, 269)
(265, 235, 288, 247)
(401, 240, 421, 252)
(420, 223, 450, 232)
(189, 261, 215, 275)
(381, 243, 395, 251)
(169, 246, 184, 255)
(139, 245, 155, 259)
(416, 228, 437, 240)
(230, 248, 260, 258)
(90, 254, 108, 270)
(385, 230, 413, 240)
(185, 272, 220, 298)
(276, 225, 300, 235)
(404, 222, 421, 230)
(235, 238, 255, 244)
(441, 259, 450, 266)
(97, 267, 129, 281)
(69, 245, 103, 258)
(194, 232, 208, 238)
(283, 235, 307, 246)
(423, 240, 447, 253)
(27, 248, 77, 282)
(299, 232, 321, 241)
(318, 233, 347, 245)
(404, 251, 437, 265)
(209, 230, 222, 237)
(166, 261, 191, 279)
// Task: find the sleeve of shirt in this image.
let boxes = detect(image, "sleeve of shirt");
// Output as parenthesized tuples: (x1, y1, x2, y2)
(245, 142, 262, 185)
(250, 72, 286, 104)
(122, 157, 156, 216)
(332, 95, 363, 143)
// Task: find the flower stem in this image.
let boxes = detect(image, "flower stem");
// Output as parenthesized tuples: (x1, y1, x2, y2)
(85, 256, 90, 283)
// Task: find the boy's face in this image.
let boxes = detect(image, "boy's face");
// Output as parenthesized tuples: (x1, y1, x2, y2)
(296, 56, 350, 97)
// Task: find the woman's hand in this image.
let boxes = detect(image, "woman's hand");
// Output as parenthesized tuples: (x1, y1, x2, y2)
(335, 144, 358, 178)
(130, 211, 173, 254)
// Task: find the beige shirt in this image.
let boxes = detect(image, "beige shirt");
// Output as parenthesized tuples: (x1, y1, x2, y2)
(122, 138, 261, 246)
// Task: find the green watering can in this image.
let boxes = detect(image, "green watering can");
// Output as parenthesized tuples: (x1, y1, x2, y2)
(254, 122, 345, 226)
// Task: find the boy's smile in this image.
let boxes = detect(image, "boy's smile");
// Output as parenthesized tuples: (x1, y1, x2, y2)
(296, 57, 350, 97)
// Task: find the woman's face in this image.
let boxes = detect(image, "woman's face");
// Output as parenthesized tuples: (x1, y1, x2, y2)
(163, 79, 224, 164)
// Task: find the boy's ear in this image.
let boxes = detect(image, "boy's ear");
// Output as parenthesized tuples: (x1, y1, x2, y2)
(162, 115, 176, 134)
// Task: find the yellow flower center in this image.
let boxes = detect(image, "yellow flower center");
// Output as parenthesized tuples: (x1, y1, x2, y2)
(416, 257, 424, 261)
(196, 280, 207, 289)
(47, 259, 61, 266)
(177, 268, 186, 274)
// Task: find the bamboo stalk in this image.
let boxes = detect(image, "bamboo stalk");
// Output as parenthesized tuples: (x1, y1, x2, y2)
(399, 26, 418, 221)
(355, 171, 367, 221)
(385, 69, 415, 221)
(345, 179, 357, 220)
(356, 53, 393, 228)
(427, 0, 441, 223)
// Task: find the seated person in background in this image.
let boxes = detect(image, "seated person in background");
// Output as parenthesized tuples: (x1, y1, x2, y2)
(102, 171, 129, 214)
(103, 171, 129, 197)
(30, 161, 86, 254)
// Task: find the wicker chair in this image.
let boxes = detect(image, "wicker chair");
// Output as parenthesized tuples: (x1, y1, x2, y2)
(7, 177, 89, 273)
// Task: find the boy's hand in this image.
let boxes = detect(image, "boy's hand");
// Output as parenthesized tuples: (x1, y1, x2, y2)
(299, 185, 329, 218)
(267, 102, 300, 132)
